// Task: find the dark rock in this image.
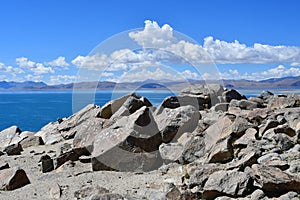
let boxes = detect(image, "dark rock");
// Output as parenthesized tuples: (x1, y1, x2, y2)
(40, 154, 54, 173)
(4, 143, 23, 155)
(203, 170, 253, 199)
(0, 167, 30, 190)
(0, 163, 9, 171)
(258, 90, 274, 100)
(92, 106, 163, 171)
(55, 149, 79, 169)
(97, 93, 139, 119)
(222, 89, 246, 103)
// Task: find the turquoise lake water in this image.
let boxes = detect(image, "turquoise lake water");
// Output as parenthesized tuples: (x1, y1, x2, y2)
(0, 89, 298, 132)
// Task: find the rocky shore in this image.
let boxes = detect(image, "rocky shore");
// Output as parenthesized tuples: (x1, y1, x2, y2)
(0, 84, 300, 200)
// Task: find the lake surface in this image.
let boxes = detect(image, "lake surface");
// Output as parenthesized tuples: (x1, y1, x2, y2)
(0, 89, 299, 132)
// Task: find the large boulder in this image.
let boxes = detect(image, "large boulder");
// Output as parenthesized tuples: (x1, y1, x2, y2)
(111, 95, 152, 119)
(222, 89, 246, 103)
(155, 105, 200, 143)
(97, 93, 150, 119)
(92, 106, 162, 171)
(0, 167, 30, 190)
(73, 118, 112, 155)
(179, 84, 225, 108)
(155, 95, 207, 114)
(35, 104, 100, 144)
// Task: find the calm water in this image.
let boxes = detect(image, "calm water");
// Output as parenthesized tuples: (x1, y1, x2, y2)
(0, 89, 299, 132)
(0, 90, 177, 132)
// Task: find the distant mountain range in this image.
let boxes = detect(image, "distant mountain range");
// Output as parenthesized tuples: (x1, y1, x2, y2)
(0, 76, 299, 91)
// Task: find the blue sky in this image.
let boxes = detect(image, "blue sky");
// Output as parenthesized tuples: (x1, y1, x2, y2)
(1, 0, 300, 84)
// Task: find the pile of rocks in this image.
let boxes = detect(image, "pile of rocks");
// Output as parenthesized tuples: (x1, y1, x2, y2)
(0, 85, 300, 199)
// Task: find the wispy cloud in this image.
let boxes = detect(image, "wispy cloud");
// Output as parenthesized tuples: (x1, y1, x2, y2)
(222, 65, 300, 80)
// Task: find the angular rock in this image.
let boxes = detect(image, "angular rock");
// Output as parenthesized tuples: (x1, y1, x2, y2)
(55, 149, 79, 169)
(231, 116, 253, 137)
(233, 128, 257, 148)
(111, 95, 152, 119)
(97, 93, 139, 119)
(92, 106, 162, 171)
(207, 136, 233, 163)
(0, 167, 30, 190)
(73, 118, 111, 155)
(222, 89, 246, 103)
(188, 164, 221, 189)
(156, 105, 200, 143)
(258, 90, 274, 100)
(4, 143, 23, 156)
(203, 116, 234, 155)
(0, 126, 22, 148)
(35, 122, 64, 145)
(227, 147, 261, 170)
(203, 170, 252, 199)
(155, 95, 206, 116)
(230, 99, 258, 110)
(250, 189, 266, 200)
(259, 120, 279, 137)
(268, 95, 298, 109)
(247, 164, 300, 196)
(89, 193, 126, 200)
(36, 104, 101, 144)
(58, 104, 101, 139)
(20, 135, 44, 148)
(40, 154, 54, 173)
(0, 163, 9, 171)
(159, 143, 183, 164)
(211, 103, 229, 112)
(180, 135, 205, 164)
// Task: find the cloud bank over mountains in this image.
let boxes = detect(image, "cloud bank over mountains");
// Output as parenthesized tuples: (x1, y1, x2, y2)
(0, 20, 300, 84)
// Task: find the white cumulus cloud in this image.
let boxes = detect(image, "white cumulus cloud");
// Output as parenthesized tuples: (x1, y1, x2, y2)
(45, 56, 69, 68)
(16, 57, 55, 75)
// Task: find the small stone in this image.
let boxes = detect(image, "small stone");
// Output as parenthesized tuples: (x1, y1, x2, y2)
(49, 183, 61, 199)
